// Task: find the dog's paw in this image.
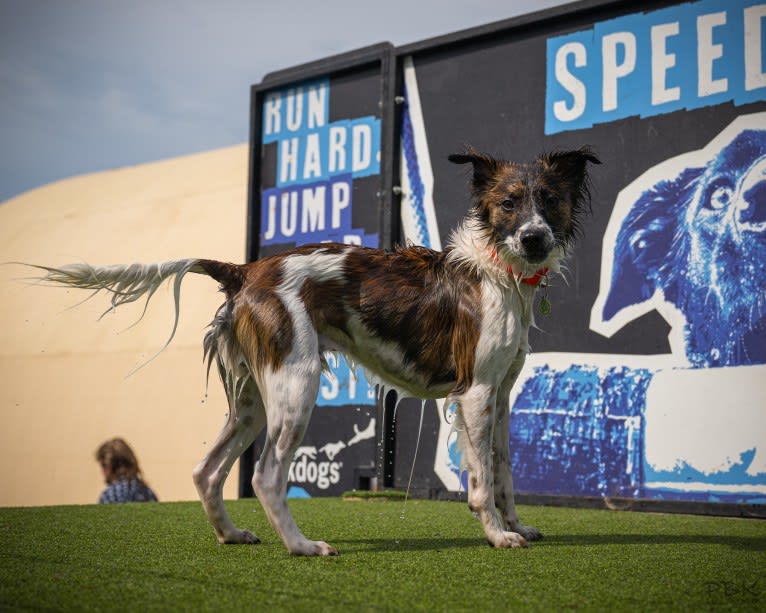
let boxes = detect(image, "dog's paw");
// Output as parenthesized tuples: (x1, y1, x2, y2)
(219, 529, 261, 545)
(489, 531, 529, 549)
(290, 540, 339, 556)
(313, 541, 339, 556)
(509, 522, 543, 542)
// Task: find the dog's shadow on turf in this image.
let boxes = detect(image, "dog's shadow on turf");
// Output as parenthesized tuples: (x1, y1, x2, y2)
(332, 533, 766, 553)
(542, 534, 766, 552)
(332, 537, 488, 553)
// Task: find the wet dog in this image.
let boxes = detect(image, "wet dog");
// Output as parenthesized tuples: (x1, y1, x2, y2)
(29, 147, 599, 555)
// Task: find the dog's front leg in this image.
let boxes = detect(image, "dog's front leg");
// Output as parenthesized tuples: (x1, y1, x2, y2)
(458, 383, 529, 548)
(493, 352, 542, 541)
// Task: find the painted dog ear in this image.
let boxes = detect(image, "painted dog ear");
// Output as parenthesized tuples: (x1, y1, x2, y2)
(448, 147, 503, 191)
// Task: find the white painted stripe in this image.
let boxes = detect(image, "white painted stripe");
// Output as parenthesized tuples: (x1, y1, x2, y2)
(645, 482, 766, 494)
(401, 55, 441, 250)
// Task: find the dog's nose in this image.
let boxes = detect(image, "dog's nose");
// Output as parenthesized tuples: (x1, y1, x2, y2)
(520, 230, 548, 253)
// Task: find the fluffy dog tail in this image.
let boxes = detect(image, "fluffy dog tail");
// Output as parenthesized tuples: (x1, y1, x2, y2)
(27, 258, 245, 373)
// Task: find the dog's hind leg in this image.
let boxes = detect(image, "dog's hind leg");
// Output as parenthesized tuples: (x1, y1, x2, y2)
(251, 354, 337, 556)
(493, 352, 542, 541)
(193, 373, 265, 544)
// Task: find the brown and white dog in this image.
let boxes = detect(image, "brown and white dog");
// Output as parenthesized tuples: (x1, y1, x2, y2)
(30, 147, 599, 555)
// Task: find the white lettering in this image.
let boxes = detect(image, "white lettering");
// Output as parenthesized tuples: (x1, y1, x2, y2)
(280, 191, 297, 238)
(285, 87, 303, 132)
(602, 31, 637, 112)
(301, 186, 325, 233)
(307, 84, 326, 129)
(264, 93, 281, 136)
(343, 234, 362, 246)
(288, 455, 343, 490)
(745, 5, 766, 91)
(331, 181, 350, 229)
(651, 22, 681, 105)
(279, 138, 299, 183)
(320, 354, 339, 400)
(697, 12, 728, 97)
(348, 367, 358, 399)
(263, 194, 277, 240)
(328, 126, 347, 173)
(303, 132, 322, 180)
(352, 124, 372, 172)
(553, 42, 587, 121)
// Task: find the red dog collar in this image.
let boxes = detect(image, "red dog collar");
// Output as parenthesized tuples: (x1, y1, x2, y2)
(489, 250, 549, 286)
(519, 268, 550, 286)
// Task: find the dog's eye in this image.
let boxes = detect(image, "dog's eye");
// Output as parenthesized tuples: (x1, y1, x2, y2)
(544, 195, 560, 208)
(500, 198, 517, 211)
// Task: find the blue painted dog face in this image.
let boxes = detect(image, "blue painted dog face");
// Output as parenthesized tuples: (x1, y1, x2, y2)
(683, 130, 766, 366)
(594, 115, 766, 368)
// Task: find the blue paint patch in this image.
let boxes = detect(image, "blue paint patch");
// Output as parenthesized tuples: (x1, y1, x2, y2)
(644, 447, 766, 502)
(316, 354, 377, 408)
(509, 364, 653, 498)
(260, 175, 379, 248)
(262, 79, 330, 143)
(545, 0, 766, 134)
(400, 85, 431, 248)
(273, 116, 381, 188)
(287, 486, 312, 499)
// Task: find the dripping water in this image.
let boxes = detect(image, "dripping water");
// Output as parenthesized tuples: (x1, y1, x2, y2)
(400, 398, 426, 520)
(377, 387, 388, 488)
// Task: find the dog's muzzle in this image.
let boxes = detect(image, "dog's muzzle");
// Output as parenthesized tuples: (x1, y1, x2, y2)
(520, 228, 553, 263)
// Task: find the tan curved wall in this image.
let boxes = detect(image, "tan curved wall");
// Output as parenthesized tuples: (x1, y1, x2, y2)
(0, 145, 249, 506)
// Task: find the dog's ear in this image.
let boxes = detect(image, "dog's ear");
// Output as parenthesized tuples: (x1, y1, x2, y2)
(543, 147, 600, 217)
(449, 148, 502, 191)
(543, 146, 601, 181)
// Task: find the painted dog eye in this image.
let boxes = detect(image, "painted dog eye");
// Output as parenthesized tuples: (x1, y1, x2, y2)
(706, 185, 732, 211)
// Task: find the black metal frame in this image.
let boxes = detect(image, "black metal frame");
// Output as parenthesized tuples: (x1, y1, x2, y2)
(240, 43, 402, 495)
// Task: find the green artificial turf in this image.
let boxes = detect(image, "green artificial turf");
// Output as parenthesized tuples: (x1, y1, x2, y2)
(0, 498, 763, 611)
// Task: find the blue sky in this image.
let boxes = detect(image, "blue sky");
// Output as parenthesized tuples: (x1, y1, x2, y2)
(0, 0, 566, 202)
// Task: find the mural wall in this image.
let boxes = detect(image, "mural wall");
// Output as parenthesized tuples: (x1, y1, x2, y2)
(397, 0, 766, 505)
(255, 70, 381, 498)
(249, 0, 766, 507)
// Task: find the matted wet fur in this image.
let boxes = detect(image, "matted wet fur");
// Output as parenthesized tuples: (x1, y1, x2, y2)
(27, 147, 599, 555)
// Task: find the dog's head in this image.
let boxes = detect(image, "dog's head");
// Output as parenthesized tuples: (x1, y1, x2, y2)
(597, 125, 766, 367)
(449, 147, 600, 270)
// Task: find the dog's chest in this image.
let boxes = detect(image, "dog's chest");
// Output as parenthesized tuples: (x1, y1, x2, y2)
(474, 282, 532, 377)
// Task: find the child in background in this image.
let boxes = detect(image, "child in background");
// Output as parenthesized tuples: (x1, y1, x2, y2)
(95, 438, 158, 504)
